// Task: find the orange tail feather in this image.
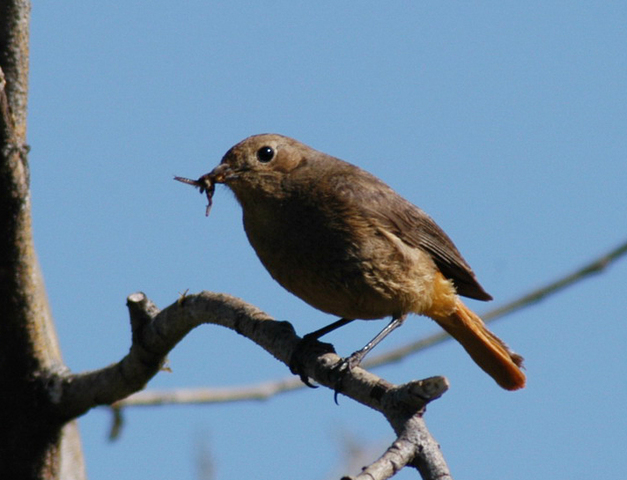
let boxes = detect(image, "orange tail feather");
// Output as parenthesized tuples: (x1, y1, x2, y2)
(432, 299, 526, 390)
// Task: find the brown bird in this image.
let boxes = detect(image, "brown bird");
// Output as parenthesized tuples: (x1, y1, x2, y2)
(176, 134, 525, 390)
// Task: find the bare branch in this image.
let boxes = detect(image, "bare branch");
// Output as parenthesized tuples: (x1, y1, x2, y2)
(482, 239, 627, 321)
(343, 437, 418, 480)
(54, 291, 452, 478)
(51, 292, 280, 419)
(340, 379, 451, 480)
(115, 239, 627, 409)
(59, 292, 447, 413)
(74, 240, 627, 476)
(113, 378, 305, 408)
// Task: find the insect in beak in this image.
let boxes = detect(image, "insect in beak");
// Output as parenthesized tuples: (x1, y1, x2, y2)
(174, 173, 216, 216)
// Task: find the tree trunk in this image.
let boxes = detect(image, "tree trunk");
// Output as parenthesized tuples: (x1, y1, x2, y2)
(0, 1, 86, 478)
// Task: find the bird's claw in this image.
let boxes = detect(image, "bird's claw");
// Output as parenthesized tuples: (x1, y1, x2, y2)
(331, 352, 364, 404)
(289, 334, 335, 389)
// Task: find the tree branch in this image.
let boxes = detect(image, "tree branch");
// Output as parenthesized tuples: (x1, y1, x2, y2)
(52, 291, 451, 479)
(343, 414, 451, 480)
(50, 292, 274, 419)
(113, 239, 627, 409)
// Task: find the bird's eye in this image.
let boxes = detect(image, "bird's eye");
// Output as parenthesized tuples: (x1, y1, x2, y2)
(256, 146, 275, 163)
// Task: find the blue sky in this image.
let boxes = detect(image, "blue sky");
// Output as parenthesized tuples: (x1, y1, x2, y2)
(28, 2, 626, 479)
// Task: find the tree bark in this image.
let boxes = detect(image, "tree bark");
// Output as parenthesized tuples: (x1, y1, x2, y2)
(0, 2, 86, 478)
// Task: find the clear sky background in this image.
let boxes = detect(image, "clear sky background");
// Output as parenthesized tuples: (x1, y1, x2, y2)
(28, 2, 626, 479)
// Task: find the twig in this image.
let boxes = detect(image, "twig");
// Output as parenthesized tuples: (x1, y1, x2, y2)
(362, 239, 627, 368)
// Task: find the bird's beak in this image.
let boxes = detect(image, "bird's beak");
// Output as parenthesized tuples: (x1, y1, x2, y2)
(207, 162, 234, 184)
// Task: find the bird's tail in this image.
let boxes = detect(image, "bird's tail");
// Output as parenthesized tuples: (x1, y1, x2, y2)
(431, 299, 526, 390)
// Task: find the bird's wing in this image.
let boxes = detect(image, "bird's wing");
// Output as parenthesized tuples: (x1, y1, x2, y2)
(330, 166, 493, 301)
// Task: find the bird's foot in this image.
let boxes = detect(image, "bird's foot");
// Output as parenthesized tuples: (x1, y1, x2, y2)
(330, 350, 366, 404)
(289, 333, 336, 388)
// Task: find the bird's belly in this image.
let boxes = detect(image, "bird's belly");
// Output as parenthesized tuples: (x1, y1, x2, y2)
(245, 214, 438, 319)
(266, 254, 398, 320)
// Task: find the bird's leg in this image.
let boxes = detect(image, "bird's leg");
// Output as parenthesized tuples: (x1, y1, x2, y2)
(303, 317, 355, 341)
(333, 314, 407, 403)
(344, 314, 406, 368)
(289, 318, 355, 388)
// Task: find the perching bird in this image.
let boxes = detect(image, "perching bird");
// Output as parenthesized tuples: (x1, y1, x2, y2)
(176, 134, 525, 390)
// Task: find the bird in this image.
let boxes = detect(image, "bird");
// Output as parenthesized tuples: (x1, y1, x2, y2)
(175, 133, 525, 390)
